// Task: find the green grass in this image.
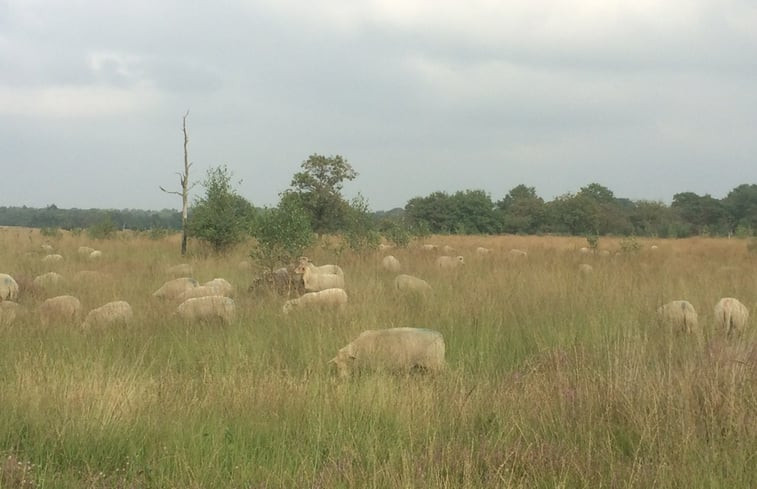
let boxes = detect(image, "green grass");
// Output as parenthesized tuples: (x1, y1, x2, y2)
(1, 230, 757, 487)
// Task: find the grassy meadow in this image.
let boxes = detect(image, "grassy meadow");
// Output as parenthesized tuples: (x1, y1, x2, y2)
(2, 228, 757, 488)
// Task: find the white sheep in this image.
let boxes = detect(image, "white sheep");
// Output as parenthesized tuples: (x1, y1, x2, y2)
(578, 263, 594, 277)
(282, 288, 348, 314)
(394, 274, 432, 293)
(436, 255, 465, 269)
(89, 250, 102, 260)
(475, 247, 492, 255)
(295, 263, 345, 292)
(657, 300, 699, 334)
(41, 244, 54, 253)
(378, 243, 395, 251)
(298, 257, 344, 277)
(442, 245, 456, 254)
(0, 301, 20, 325)
(152, 277, 199, 299)
(176, 296, 236, 324)
(39, 295, 82, 326)
(82, 301, 133, 328)
(0, 273, 19, 301)
(42, 254, 64, 264)
(33, 272, 65, 289)
(509, 249, 528, 258)
(381, 255, 402, 273)
(78, 246, 95, 257)
(176, 285, 228, 302)
(714, 297, 749, 337)
(329, 327, 446, 378)
(420, 244, 438, 251)
(203, 278, 234, 297)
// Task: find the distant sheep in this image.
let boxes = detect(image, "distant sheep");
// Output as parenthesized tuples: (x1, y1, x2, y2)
(298, 257, 344, 277)
(33, 272, 65, 289)
(78, 246, 95, 257)
(442, 245, 456, 254)
(509, 249, 528, 258)
(394, 274, 432, 293)
(41, 244, 54, 253)
(177, 296, 236, 324)
(39, 295, 82, 326)
(0, 273, 19, 301)
(152, 277, 199, 299)
(42, 254, 64, 264)
(378, 243, 395, 251)
(0, 301, 20, 325)
(295, 263, 345, 292)
(657, 300, 699, 334)
(329, 327, 446, 378)
(476, 247, 492, 255)
(282, 288, 348, 314)
(381, 255, 402, 273)
(203, 278, 233, 297)
(82, 301, 133, 328)
(714, 297, 749, 337)
(578, 263, 594, 277)
(420, 244, 438, 251)
(89, 250, 102, 260)
(436, 255, 465, 269)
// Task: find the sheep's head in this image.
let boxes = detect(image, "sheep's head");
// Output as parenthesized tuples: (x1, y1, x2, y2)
(456, 256, 465, 264)
(328, 345, 356, 378)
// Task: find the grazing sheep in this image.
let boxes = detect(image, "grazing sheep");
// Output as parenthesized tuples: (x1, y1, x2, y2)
(81, 301, 133, 328)
(176, 285, 226, 302)
(381, 255, 402, 273)
(420, 244, 438, 251)
(0, 273, 19, 301)
(657, 300, 699, 334)
(78, 246, 95, 257)
(650, 245, 659, 250)
(579, 247, 592, 255)
(578, 263, 594, 277)
(167, 264, 193, 277)
(509, 249, 528, 258)
(329, 327, 446, 378)
(42, 254, 64, 264)
(282, 288, 348, 314)
(39, 295, 82, 326)
(295, 264, 345, 292)
(203, 278, 233, 297)
(298, 257, 344, 277)
(152, 277, 199, 299)
(714, 297, 749, 337)
(176, 296, 236, 324)
(88, 250, 102, 259)
(33, 272, 65, 289)
(476, 247, 492, 255)
(0, 301, 20, 325)
(394, 274, 432, 293)
(436, 255, 465, 269)
(41, 244, 54, 253)
(442, 245, 456, 254)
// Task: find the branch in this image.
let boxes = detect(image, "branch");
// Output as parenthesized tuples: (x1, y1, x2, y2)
(159, 186, 183, 196)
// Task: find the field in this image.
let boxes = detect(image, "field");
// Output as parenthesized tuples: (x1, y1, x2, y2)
(2, 229, 757, 488)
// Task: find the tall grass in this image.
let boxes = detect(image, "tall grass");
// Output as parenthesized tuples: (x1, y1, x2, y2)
(1, 229, 757, 487)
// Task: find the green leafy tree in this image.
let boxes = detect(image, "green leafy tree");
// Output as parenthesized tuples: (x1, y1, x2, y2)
(450, 190, 499, 234)
(672, 192, 730, 236)
(288, 154, 357, 234)
(343, 193, 381, 252)
(405, 192, 456, 233)
(188, 165, 256, 253)
(251, 193, 314, 271)
(723, 184, 757, 234)
(496, 185, 546, 234)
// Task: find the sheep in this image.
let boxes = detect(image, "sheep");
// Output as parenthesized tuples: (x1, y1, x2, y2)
(167, 264, 193, 277)
(475, 247, 492, 255)
(442, 245, 456, 254)
(42, 254, 64, 264)
(295, 263, 345, 292)
(282, 288, 348, 314)
(298, 257, 344, 277)
(176, 284, 233, 303)
(78, 246, 95, 257)
(329, 327, 446, 378)
(0, 273, 19, 301)
(152, 277, 199, 299)
(88, 250, 102, 260)
(33, 272, 65, 289)
(436, 255, 465, 269)
(714, 297, 749, 337)
(39, 295, 82, 326)
(420, 244, 438, 251)
(81, 301, 133, 328)
(176, 296, 236, 324)
(578, 263, 594, 277)
(394, 274, 432, 293)
(0, 301, 20, 325)
(509, 249, 528, 258)
(381, 255, 402, 273)
(203, 278, 233, 297)
(378, 243, 394, 251)
(41, 244, 54, 253)
(579, 247, 592, 255)
(657, 300, 699, 334)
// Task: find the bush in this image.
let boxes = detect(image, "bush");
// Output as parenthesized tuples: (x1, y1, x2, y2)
(87, 216, 116, 239)
(251, 197, 314, 271)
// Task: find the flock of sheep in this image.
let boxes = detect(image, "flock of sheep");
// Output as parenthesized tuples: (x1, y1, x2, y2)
(0, 239, 752, 378)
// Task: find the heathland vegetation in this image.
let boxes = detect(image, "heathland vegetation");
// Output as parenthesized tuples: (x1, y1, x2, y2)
(2, 229, 757, 488)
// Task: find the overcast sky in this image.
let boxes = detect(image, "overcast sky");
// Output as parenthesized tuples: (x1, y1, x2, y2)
(1, 0, 756, 211)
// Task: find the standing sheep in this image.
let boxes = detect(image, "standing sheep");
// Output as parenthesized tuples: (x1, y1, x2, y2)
(714, 297, 749, 337)
(176, 285, 228, 302)
(39, 295, 82, 326)
(475, 247, 492, 255)
(176, 296, 236, 324)
(203, 278, 234, 297)
(436, 255, 465, 269)
(33, 272, 65, 289)
(282, 288, 348, 314)
(578, 263, 594, 278)
(82, 301, 133, 328)
(509, 249, 528, 258)
(394, 274, 432, 293)
(42, 254, 64, 264)
(295, 264, 345, 292)
(657, 300, 699, 334)
(152, 277, 199, 299)
(329, 327, 446, 378)
(78, 246, 95, 257)
(381, 255, 402, 273)
(0, 273, 19, 301)
(89, 250, 102, 260)
(298, 257, 344, 277)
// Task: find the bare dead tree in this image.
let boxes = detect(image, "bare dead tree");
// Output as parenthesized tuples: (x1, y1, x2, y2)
(160, 111, 195, 256)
